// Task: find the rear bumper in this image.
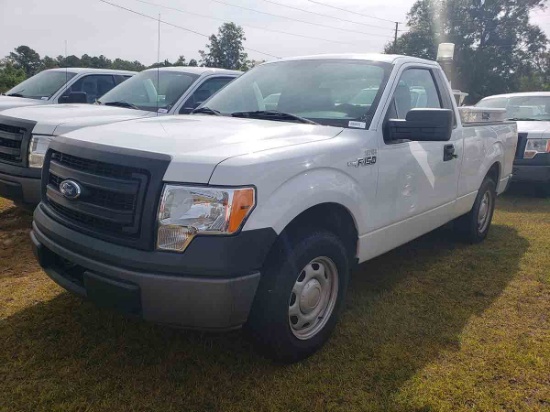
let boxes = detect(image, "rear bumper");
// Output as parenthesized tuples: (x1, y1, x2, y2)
(0, 171, 41, 205)
(31, 205, 277, 330)
(512, 165, 550, 184)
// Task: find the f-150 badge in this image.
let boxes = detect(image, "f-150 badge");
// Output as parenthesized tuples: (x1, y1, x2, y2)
(348, 149, 377, 167)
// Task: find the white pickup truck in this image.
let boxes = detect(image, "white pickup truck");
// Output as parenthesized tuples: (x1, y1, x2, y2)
(0, 67, 240, 207)
(476, 92, 550, 197)
(0, 68, 135, 111)
(31, 54, 517, 362)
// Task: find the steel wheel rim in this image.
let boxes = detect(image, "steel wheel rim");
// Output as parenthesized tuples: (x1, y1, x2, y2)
(477, 190, 492, 233)
(288, 256, 339, 340)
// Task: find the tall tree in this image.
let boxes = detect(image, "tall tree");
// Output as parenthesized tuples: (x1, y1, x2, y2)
(199, 22, 249, 70)
(9, 45, 43, 77)
(0, 59, 26, 93)
(386, 0, 549, 102)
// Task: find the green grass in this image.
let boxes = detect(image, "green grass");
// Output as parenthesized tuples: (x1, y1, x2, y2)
(1, 191, 549, 412)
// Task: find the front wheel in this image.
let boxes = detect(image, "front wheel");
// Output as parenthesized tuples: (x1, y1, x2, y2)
(454, 177, 496, 243)
(245, 230, 350, 363)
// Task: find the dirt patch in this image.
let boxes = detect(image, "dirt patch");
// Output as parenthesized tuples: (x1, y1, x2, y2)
(0, 200, 35, 279)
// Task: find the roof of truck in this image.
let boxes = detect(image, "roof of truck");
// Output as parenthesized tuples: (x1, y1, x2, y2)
(480, 91, 550, 100)
(142, 67, 242, 75)
(266, 53, 438, 65)
(46, 67, 137, 75)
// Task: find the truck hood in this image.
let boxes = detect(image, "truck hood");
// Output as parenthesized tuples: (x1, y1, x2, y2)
(1, 103, 154, 135)
(63, 115, 343, 183)
(0, 95, 48, 111)
(516, 120, 550, 136)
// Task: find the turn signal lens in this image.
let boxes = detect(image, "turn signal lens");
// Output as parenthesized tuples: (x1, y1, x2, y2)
(229, 188, 255, 233)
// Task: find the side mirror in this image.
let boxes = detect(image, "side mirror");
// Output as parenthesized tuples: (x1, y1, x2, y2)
(59, 92, 88, 104)
(386, 108, 453, 142)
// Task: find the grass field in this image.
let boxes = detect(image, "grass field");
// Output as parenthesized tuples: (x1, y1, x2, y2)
(1, 190, 549, 411)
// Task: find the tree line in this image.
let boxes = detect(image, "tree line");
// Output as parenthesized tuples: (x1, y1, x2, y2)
(386, 0, 549, 103)
(2, 8, 548, 101)
(0, 22, 252, 93)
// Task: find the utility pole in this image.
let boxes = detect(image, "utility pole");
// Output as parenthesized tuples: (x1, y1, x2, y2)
(394, 22, 399, 49)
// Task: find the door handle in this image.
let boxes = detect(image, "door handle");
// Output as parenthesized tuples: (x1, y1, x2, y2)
(444, 144, 457, 161)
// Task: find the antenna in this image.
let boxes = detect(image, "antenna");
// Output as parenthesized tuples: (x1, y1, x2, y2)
(156, 13, 160, 116)
(64, 40, 68, 94)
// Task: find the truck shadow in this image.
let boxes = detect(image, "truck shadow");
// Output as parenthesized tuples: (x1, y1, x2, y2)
(1, 224, 527, 410)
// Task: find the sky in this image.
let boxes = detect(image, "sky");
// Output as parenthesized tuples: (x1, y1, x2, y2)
(0, 0, 549, 66)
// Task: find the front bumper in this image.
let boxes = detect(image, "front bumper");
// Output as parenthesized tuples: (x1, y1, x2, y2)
(0, 170, 41, 205)
(512, 165, 550, 184)
(31, 204, 277, 330)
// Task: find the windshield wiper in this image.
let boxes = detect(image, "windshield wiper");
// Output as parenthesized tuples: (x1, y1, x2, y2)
(507, 117, 543, 121)
(6, 93, 24, 98)
(102, 101, 140, 110)
(231, 110, 319, 125)
(192, 106, 221, 115)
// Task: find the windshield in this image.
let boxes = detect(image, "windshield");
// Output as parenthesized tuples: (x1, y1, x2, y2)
(203, 59, 392, 128)
(476, 95, 550, 121)
(98, 70, 199, 112)
(6, 70, 77, 100)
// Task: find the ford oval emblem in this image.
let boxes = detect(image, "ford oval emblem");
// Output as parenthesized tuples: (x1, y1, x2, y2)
(59, 180, 82, 200)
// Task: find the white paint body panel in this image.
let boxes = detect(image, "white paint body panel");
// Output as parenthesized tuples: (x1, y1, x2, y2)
(59, 54, 518, 264)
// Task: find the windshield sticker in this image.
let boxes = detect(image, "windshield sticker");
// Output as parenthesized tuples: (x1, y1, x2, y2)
(157, 108, 168, 114)
(348, 121, 366, 129)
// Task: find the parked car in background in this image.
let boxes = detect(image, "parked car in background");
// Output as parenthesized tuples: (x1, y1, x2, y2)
(476, 92, 550, 196)
(0, 67, 240, 207)
(0, 68, 135, 111)
(31, 54, 517, 362)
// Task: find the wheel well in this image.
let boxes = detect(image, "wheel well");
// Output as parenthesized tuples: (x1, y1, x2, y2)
(487, 162, 501, 184)
(281, 203, 358, 259)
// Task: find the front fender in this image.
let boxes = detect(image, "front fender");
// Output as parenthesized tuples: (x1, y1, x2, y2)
(243, 168, 368, 235)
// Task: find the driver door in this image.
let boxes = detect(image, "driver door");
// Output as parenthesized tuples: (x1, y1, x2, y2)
(372, 65, 462, 240)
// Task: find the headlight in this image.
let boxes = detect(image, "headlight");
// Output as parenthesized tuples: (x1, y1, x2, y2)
(156, 185, 255, 252)
(524, 138, 550, 159)
(28, 135, 53, 168)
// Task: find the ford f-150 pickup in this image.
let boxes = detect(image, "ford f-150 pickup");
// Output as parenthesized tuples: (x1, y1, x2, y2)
(0, 67, 240, 207)
(476, 92, 550, 197)
(0, 67, 135, 111)
(30, 54, 518, 362)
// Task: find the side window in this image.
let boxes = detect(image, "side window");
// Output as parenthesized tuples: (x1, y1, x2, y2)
(389, 68, 442, 120)
(64, 75, 116, 103)
(180, 77, 234, 114)
(114, 74, 133, 85)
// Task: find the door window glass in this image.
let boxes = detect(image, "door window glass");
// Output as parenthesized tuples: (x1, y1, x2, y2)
(181, 77, 234, 113)
(390, 69, 442, 119)
(64, 75, 116, 103)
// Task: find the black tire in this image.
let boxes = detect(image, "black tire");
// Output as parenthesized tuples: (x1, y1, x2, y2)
(245, 229, 350, 363)
(454, 177, 496, 244)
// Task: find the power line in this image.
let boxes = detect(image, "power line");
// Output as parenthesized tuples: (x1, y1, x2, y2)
(131, 0, 365, 46)
(97, 0, 281, 58)
(307, 0, 401, 24)
(257, 0, 395, 31)
(205, 0, 395, 39)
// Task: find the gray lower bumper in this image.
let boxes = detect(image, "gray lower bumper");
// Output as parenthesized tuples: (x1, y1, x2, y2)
(512, 165, 550, 183)
(31, 223, 261, 330)
(0, 172, 41, 205)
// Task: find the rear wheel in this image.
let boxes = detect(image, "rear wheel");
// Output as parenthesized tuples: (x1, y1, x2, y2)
(454, 177, 496, 243)
(245, 229, 350, 363)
